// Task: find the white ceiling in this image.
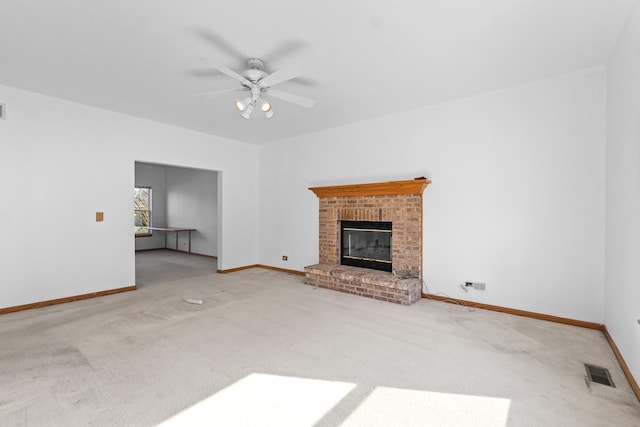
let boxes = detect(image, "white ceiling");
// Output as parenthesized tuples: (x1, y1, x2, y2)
(0, 0, 635, 144)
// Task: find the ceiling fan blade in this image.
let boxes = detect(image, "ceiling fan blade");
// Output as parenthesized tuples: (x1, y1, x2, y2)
(193, 88, 242, 98)
(258, 64, 303, 88)
(285, 76, 320, 87)
(195, 29, 246, 63)
(262, 40, 306, 64)
(199, 58, 254, 87)
(189, 68, 227, 78)
(267, 89, 316, 108)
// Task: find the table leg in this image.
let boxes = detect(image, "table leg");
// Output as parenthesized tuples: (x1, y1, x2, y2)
(175, 231, 179, 251)
(188, 230, 192, 253)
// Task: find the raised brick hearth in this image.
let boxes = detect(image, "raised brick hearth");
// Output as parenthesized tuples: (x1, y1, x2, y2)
(304, 178, 430, 305)
(305, 264, 422, 305)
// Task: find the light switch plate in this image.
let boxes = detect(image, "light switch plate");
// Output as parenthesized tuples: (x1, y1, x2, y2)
(96, 212, 104, 222)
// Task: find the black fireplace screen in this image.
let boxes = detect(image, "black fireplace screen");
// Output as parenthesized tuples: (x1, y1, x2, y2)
(340, 221, 392, 272)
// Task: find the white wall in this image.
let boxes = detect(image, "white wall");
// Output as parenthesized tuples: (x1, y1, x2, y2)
(0, 84, 258, 309)
(134, 162, 167, 251)
(258, 67, 606, 323)
(166, 166, 218, 256)
(605, 1, 640, 386)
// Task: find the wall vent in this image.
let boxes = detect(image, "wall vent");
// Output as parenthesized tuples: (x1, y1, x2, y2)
(0, 103, 5, 120)
(585, 364, 615, 387)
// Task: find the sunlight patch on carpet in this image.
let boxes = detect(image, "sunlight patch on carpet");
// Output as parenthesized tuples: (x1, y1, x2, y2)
(342, 386, 511, 427)
(158, 373, 356, 426)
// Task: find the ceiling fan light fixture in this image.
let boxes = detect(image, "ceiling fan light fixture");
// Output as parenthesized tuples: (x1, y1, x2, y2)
(259, 98, 274, 118)
(235, 96, 252, 112)
(240, 103, 254, 119)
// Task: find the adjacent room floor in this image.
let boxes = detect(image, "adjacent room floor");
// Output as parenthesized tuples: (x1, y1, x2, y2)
(1, 250, 638, 426)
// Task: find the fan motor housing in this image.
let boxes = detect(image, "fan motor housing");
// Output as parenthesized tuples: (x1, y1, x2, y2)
(241, 58, 268, 84)
(241, 68, 268, 83)
(246, 58, 264, 69)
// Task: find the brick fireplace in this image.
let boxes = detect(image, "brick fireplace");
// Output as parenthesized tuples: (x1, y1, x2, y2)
(304, 178, 430, 305)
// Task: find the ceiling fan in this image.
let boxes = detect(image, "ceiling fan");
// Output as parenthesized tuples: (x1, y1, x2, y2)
(195, 57, 316, 119)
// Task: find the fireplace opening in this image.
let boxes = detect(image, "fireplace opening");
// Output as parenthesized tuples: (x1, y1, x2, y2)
(340, 221, 392, 272)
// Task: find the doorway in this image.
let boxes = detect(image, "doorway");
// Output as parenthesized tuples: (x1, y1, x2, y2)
(134, 161, 221, 287)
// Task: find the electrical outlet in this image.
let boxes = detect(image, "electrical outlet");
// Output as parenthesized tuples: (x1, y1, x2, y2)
(463, 281, 486, 291)
(473, 282, 486, 291)
(96, 212, 104, 222)
(282, 256, 288, 261)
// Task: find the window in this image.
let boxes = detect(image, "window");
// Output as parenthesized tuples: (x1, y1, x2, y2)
(134, 187, 152, 235)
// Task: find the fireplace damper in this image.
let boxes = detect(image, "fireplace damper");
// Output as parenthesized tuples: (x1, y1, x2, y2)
(340, 221, 392, 272)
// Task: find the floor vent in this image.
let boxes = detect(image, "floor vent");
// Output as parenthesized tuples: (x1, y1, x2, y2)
(585, 364, 615, 387)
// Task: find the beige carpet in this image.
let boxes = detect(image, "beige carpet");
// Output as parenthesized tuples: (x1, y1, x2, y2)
(0, 250, 638, 426)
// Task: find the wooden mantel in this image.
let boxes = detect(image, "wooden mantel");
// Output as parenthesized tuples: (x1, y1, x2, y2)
(309, 177, 431, 198)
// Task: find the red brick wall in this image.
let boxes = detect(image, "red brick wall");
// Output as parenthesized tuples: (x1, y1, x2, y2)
(318, 194, 423, 278)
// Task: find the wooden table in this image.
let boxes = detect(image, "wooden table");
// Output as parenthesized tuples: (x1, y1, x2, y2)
(148, 227, 196, 253)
